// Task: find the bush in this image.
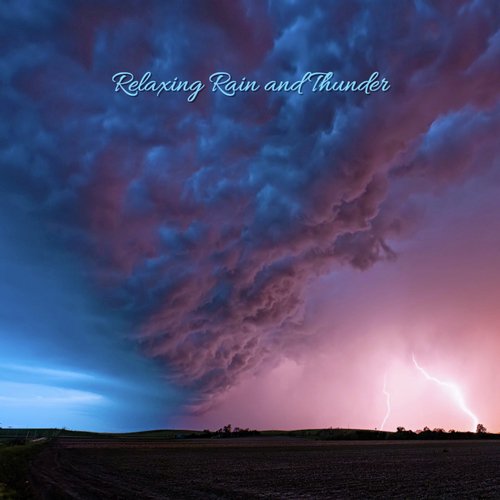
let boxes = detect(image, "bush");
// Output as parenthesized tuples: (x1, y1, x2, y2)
(476, 423, 487, 434)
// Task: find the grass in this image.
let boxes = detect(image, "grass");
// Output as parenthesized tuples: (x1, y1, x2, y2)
(0, 429, 61, 444)
(0, 443, 45, 499)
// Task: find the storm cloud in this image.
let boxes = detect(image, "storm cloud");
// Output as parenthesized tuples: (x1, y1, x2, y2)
(1, 0, 499, 412)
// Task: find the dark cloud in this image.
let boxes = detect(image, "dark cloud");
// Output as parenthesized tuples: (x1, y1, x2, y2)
(1, 0, 499, 411)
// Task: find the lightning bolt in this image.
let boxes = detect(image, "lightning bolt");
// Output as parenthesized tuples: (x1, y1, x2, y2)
(379, 373, 391, 431)
(412, 354, 479, 432)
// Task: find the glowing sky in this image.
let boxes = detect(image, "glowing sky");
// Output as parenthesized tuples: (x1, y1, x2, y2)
(1, 0, 499, 432)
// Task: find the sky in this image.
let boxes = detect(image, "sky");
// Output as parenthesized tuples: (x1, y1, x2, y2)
(0, 0, 499, 433)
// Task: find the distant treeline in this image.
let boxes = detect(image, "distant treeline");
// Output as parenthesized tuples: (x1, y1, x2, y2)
(179, 425, 499, 441)
(0, 426, 261, 443)
(181, 425, 261, 439)
(2, 426, 498, 443)
(308, 427, 500, 441)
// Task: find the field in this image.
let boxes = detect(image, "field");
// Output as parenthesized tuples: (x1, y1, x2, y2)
(0, 442, 44, 499)
(21, 436, 500, 499)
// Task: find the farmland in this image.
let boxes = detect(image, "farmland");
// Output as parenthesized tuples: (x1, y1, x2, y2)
(22, 435, 500, 499)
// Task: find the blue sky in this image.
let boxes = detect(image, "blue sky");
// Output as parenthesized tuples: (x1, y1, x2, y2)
(0, 203, 181, 431)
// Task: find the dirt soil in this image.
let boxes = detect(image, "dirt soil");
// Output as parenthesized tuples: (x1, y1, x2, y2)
(29, 437, 500, 499)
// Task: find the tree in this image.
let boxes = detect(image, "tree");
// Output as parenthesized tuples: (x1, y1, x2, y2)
(476, 423, 487, 434)
(396, 426, 406, 433)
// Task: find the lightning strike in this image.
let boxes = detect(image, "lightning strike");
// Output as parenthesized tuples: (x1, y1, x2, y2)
(379, 373, 391, 431)
(412, 354, 479, 432)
